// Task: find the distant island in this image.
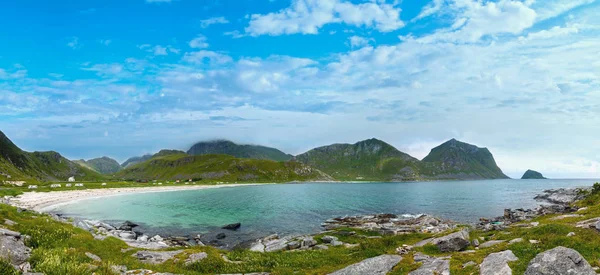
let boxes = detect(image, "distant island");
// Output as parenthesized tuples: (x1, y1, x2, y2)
(521, 169, 547, 179)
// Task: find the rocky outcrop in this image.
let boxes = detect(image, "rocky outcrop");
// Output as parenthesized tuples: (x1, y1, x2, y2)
(222, 223, 241, 231)
(524, 246, 595, 275)
(534, 188, 590, 205)
(322, 214, 454, 235)
(521, 170, 546, 179)
(431, 229, 470, 252)
(408, 253, 450, 275)
(133, 250, 185, 264)
(0, 228, 31, 271)
(328, 254, 402, 275)
(480, 250, 518, 275)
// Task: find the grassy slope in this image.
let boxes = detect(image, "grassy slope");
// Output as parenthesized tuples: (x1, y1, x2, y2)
(115, 153, 329, 182)
(294, 138, 421, 181)
(2, 183, 600, 274)
(187, 140, 293, 162)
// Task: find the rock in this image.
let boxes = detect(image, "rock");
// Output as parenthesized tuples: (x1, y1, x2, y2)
(322, 235, 338, 243)
(567, 232, 575, 237)
(409, 253, 450, 275)
(524, 246, 595, 275)
(4, 219, 16, 226)
(396, 244, 413, 255)
(133, 250, 184, 264)
(185, 252, 208, 265)
(479, 240, 505, 248)
(531, 222, 539, 227)
(119, 232, 137, 240)
(222, 223, 241, 231)
(331, 240, 344, 246)
(0, 231, 31, 268)
(550, 214, 581, 220)
(85, 252, 101, 262)
(150, 235, 163, 242)
(432, 229, 470, 252)
(137, 235, 149, 242)
(302, 237, 317, 248)
(509, 238, 523, 244)
(249, 241, 266, 252)
(314, 244, 329, 250)
(118, 221, 139, 231)
(111, 265, 128, 274)
(414, 238, 434, 247)
(328, 255, 402, 275)
(534, 188, 590, 205)
(463, 261, 476, 268)
(529, 240, 540, 244)
(480, 250, 518, 275)
(287, 241, 301, 250)
(264, 239, 287, 252)
(216, 233, 226, 240)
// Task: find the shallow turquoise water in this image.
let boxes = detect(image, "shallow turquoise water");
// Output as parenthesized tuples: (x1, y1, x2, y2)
(52, 179, 596, 243)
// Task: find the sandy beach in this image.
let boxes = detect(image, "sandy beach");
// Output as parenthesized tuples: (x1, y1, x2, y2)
(10, 183, 266, 212)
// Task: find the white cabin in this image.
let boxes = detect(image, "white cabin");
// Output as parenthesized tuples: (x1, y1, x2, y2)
(65, 183, 72, 187)
(28, 185, 38, 189)
(75, 183, 84, 187)
(68, 176, 75, 182)
(50, 184, 61, 188)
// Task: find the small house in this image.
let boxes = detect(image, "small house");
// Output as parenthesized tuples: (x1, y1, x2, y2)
(75, 183, 84, 187)
(66, 183, 72, 187)
(68, 177, 75, 182)
(50, 184, 61, 188)
(28, 185, 38, 189)
(101, 183, 107, 186)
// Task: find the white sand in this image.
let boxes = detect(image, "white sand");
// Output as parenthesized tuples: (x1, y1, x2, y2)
(10, 184, 265, 212)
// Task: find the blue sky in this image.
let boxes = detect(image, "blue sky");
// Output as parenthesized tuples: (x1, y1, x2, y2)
(1, 0, 599, 178)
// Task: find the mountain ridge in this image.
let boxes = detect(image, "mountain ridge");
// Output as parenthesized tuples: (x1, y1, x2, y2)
(187, 140, 292, 161)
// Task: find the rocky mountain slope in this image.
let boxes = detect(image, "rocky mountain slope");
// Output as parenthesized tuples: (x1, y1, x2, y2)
(295, 138, 508, 181)
(121, 154, 153, 168)
(421, 139, 509, 180)
(115, 153, 331, 182)
(294, 138, 420, 181)
(0, 131, 103, 182)
(75, 157, 122, 174)
(187, 140, 292, 162)
(522, 169, 547, 179)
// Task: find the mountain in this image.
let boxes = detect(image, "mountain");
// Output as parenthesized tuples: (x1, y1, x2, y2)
(522, 169, 546, 179)
(75, 157, 122, 174)
(0, 131, 104, 182)
(115, 153, 331, 182)
(187, 140, 292, 161)
(421, 139, 509, 180)
(121, 154, 153, 168)
(294, 138, 421, 181)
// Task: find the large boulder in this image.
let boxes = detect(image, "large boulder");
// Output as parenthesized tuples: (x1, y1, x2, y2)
(480, 250, 518, 275)
(118, 221, 139, 231)
(432, 229, 470, 252)
(408, 253, 450, 275)
(222, 223, 241, 230)
(328, 255, 402, 275)
(0, 229, 30, 267)
(133, 250, 184, 264)
(524, 246, 595, 275)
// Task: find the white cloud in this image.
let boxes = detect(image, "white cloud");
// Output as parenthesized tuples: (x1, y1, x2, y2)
(189, 35, 209, 49)
(138, 44, 180, 56)
(99, 39, 112, 46)
(348, 35, 372, 48)
(66, 37, 80, 49)
(245, 0, 405, 36)
(413, 0, 445, 21)
(533, 0, 596, 21)
(200, 16, 229, 28)
(182, 50, 233, 64)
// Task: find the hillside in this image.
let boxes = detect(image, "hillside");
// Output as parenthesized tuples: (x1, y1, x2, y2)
(0, 131, 104, 182)
(115, 153, 332, 182)
(75, 157, 122, 174)
(121, 154, 153, 168)
(187, 140, 292, 162)
(522, 169, 547, 179)
(294, 138, 421, 181)
(421, 139, 509, 180)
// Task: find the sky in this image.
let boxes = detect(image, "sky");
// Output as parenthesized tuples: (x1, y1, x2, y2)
(0, 0, 599, 179)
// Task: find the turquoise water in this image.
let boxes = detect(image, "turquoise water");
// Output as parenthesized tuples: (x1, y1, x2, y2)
(52, 179, 596, 244)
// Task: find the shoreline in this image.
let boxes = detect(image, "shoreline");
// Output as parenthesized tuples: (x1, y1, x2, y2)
(9, 183, 267, 212)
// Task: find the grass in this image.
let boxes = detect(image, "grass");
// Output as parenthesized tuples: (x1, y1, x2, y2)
(2, 183, 600, 274)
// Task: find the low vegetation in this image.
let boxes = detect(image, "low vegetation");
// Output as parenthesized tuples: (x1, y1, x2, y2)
(1, 183, 600, 274)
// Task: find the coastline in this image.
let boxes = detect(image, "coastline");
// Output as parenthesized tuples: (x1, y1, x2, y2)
(9, 183, 267, 212)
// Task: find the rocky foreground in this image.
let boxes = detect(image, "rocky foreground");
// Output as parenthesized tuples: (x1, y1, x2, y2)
(2, 186, 600, 274)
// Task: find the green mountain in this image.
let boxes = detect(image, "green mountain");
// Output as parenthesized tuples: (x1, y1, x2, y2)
(421, 139, 509, 180)
(121, 154, 153, 168)
(187, 140, 292, 162)
(115, 153, 331, 182)
(521, 169, 546, 179)
(294, 138, 421, 181)
(75, 157, 122, 174)
(0, 131, 104, 182)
